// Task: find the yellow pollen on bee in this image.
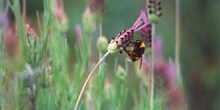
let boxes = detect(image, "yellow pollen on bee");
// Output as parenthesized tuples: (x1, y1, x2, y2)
(140, 43, 145, 48)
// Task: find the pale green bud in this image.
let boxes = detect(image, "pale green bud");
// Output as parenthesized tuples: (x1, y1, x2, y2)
(82, 7, 96, 34)
(107, 42, 118, 54)
(116, 65, 127, 81)
(97, 35, 108, 52)
(148, 14, 160, 23)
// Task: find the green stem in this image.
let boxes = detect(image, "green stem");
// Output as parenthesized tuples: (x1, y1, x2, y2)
(149, 23, 155, 110)
(175, 0, 181, 82)
(99, 19, 103, 37)
(98, 52, 103, 73)
(74, 51, 110, 110)
(22, 0, 26, 23)
(98, 20, 103, 73)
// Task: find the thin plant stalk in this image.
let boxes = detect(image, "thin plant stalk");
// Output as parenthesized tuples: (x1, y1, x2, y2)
(74, 51, 110, 110)
(98, 52, 103, 73)
(175, 0, 181, 81)
(22, 0, 26, 23)
(149, 23, 155, 110)
(99, 20, 103, 36)
(98, 20, 103, 73)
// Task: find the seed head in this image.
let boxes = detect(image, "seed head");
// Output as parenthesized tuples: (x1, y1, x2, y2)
(147, 0, 162, 23)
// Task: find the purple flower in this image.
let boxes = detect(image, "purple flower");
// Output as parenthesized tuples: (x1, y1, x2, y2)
(154, 59, 177, 85)
(140, 28, 163, 59)
(164, 61, 177, 85)
(142, 55, 150, 74)
(89, 0, 104, 14)
(168, 84, 184, 110)
(2, 11, 18, 57)
(132, 11, 150, 32)
(140, 24, 152, 48)
(51, 0, 69, 33)
(154, 36, 163, 58)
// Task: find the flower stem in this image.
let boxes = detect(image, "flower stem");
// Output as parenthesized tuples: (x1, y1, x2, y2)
(22, 0, 26, 23)
(175, 0, 181, 82)
(74, 51, 110, 110)
(149, 23, 155, 110)
(99, 19, 102, 73)
(98, 20, 103, 73)
(99, 19, 103, 36)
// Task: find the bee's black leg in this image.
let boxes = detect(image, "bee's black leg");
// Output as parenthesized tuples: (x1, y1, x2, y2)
(123, 47, 128, 53)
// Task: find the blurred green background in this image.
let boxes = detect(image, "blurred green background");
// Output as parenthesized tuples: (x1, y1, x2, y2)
(1, 0, 220, 109)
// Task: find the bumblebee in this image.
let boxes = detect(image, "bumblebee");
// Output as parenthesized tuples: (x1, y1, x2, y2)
(124, 40, 145, 69)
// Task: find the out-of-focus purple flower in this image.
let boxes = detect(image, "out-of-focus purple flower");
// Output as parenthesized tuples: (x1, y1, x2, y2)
(4, 31, 18, 57)
(155, 59, 166, 73)
(2, 11, 18, 57)
(154, 36, 163, 58)
(153, 59, 183, 110)
(140, 26, 163, 58)
(156, 60, 183, 109)
(1, 12, 7, 29)
(140, 24, 152, 49)
(75, 25, 82, 46)
(89, 0, 104, 15)
(50, 0, 69, 33)
(168, 84, 184, 110)
(164, 61, 177, 84)
(142, 55, 150, 74)
(154, 59, 177, 85)
(141, 36, 165, 77)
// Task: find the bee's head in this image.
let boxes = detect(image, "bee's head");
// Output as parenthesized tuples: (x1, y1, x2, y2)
(134, 40, 142, 47)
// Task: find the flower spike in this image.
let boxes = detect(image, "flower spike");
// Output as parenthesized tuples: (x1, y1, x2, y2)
(132, 11, 150, 32)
